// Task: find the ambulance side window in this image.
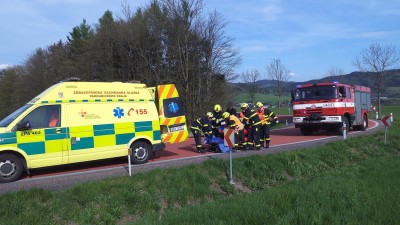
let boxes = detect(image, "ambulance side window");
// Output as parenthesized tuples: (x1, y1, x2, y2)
(19, 105, 61, 129)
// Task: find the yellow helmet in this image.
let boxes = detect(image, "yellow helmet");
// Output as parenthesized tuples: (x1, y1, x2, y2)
(240, 103, 248, 109)
(256, 102, 263, 108)
(206, 112, 214, 119)
(222, 111, 230, 119)
(214, 104, 221, 112)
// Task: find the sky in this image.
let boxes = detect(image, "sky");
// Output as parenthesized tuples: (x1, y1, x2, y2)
(1, 0, 399, 82)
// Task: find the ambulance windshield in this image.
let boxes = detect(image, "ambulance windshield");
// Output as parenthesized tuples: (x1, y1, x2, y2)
(0, 104, 32, 127)
(294, 85, 338, 101)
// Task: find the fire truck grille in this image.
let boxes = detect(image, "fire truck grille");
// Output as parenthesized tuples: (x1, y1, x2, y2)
(306, 108, 323, 115)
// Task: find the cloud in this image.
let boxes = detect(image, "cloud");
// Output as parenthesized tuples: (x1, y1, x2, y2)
(0, 64, 11, 70)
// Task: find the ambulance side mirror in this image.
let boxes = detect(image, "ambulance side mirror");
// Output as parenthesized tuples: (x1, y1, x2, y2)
(17, 121, 32, 131)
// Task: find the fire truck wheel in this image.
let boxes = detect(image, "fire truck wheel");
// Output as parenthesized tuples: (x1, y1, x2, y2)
(354, 115, 368, 131)
(361, 115, 368, 131)
(300, 126, 313, 136)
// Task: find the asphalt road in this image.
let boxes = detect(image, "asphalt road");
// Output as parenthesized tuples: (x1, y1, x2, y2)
(0, 120, 383, 195)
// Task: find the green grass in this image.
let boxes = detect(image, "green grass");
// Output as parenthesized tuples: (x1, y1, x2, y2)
(0, 106, 399, 225)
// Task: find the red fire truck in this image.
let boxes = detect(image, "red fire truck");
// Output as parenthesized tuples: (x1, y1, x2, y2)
(291, 82, 372, 135)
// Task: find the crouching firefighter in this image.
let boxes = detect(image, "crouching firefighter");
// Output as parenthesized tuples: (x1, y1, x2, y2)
(191, 112, 214, 153)
(241, 103, 262, 150)
(222, 112, 245, 150)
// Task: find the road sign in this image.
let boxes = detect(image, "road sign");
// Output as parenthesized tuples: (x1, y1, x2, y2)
(382, 115, 392, 127)
(224, 128, 234, 148)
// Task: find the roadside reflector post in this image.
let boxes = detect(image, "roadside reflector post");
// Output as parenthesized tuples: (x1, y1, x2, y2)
(229, 148, 234, 184)
(376, 111, 378, 120)
(343, 122, 347, 140)
(224, 128, 234, 184)
(381, 115, 392, 144)
(285, 119, 288, 125)
(384, 127, 388, 144)
(128, 148, 132, 176)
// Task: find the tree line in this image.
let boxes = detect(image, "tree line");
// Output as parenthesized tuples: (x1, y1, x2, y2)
(0, 0, 240, 122)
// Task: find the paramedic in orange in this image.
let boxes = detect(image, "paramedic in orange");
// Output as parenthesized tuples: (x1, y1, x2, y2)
(48, 107, 59, 127)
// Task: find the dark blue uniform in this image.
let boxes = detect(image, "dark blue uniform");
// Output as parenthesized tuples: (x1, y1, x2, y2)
(191, 117, 212, 153)
(242, 107, 262, 150)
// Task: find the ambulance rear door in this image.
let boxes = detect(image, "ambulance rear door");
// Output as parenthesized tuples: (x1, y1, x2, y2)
(157, 84, 188, 143)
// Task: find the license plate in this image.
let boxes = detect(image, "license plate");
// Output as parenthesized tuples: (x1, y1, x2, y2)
(169, 125, 184, 132)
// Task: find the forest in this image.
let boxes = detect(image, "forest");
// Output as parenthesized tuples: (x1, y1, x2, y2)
(0, 0, 239, 122)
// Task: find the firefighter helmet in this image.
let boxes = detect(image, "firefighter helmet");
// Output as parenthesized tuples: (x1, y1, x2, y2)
(222, 112, 230, 119)
(240, 103, 248, 109)
(256, 102, 263, 108)
(214, 104, 221, 112)
(206, 112, 214, 119)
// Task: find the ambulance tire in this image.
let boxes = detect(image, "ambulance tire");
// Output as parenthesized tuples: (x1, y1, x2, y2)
(130, 141, 152, 164)
(0, 153, 24, 183)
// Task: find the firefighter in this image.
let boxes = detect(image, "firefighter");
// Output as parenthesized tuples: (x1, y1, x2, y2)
(222, 111, 245, 150)
(211, 104, 224, 138)
(191, 112, 214, 153)
(240, 103, 262, 150)
(256, 102, 278, 148)
(238, 109, 249, 150)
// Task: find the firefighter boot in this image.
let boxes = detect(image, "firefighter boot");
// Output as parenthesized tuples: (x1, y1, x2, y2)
(247, 144, 254, 150)
(260, 141, 265, 148)
(197, 146, 206, 153)
(265, 140, 270, 148)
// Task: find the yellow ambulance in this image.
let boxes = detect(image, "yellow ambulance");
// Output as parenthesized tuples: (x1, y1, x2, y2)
(0, 80, 188, 182)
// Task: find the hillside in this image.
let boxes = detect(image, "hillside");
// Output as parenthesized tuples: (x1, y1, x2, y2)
(233, 70, 400, 99)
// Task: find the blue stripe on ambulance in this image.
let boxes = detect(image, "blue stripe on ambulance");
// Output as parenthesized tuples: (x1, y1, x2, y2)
(18, 142, 45, 155)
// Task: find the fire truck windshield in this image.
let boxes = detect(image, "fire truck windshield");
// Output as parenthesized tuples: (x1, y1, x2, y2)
(294, 85, 338, 100)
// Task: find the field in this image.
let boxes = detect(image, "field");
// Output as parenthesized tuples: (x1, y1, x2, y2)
(233, 92, 291, 106)
(0, 106, 399, 225)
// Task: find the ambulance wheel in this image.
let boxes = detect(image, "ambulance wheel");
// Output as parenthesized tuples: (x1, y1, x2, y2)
(0, 153, 23, 183)
(130, 141, 152, 164)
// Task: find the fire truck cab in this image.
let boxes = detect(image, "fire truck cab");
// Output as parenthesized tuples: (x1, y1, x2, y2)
(291, 82, 371, 135)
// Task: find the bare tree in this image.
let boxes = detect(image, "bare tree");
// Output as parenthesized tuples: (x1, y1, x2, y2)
(353, 43, 400, 118)
(266, 58, 290, 112)
(240, 70, 261, 103)
(324, 66, 343, 82)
